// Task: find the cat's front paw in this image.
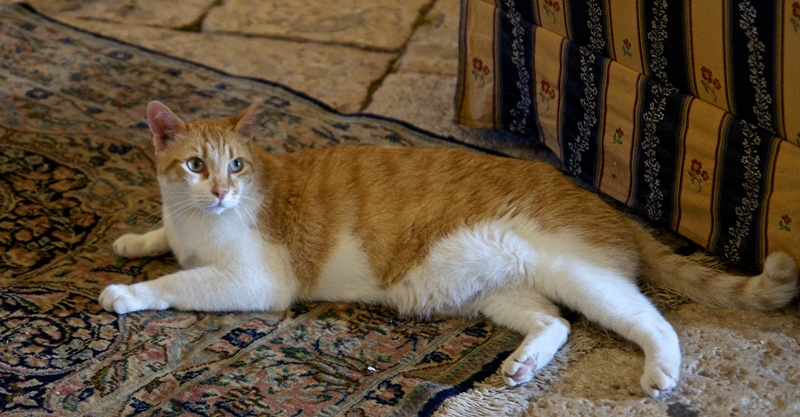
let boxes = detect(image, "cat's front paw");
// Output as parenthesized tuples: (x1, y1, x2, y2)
(640, 361, 679, 398)
(113, 232, 168, 258)
(99, 284, 161, 314)
(113, 234, 147, 258)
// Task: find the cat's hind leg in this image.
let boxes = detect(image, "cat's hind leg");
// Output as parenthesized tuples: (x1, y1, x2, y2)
(479, 289, 570, 386)
(536, 265, 681, 397)
(113, 228, 171, 258)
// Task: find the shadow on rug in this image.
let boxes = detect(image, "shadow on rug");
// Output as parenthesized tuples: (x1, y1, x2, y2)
(0, 3, 544, 416)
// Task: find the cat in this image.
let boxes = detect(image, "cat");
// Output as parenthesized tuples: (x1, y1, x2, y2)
(99, 101, 799, 398)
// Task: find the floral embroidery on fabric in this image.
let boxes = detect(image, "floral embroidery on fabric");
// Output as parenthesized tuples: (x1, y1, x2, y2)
(700, 66, 722, 101)
(539, 79, 556, 110)
(504, 0, 532, 134)
(688, 159, 710, 192)
(612, 127, 624, 144)
(738, 0, 775, 134)
(622, 38, 633, 56)
(641, 0, 678, 221)
(543, 0, 561, 24)
(568, 0, 604, 177)
(472, 57, 491, 88)
(647, 0, 670, 82)
(779, 215, 792, 231)
(791, 2, 800, 32)
(724, 121, 762, 263)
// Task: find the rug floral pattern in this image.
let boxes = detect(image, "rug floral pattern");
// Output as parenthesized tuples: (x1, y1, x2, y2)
(0, 4, 522, 416)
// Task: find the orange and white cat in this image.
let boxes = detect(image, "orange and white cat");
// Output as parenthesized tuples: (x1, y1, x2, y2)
(100, 101, 799, 398)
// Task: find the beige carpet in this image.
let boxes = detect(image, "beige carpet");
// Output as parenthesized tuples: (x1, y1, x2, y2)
(436, 243, 800, 416)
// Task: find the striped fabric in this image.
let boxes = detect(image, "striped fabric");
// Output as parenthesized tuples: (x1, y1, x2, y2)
(455, 0, 800, 271)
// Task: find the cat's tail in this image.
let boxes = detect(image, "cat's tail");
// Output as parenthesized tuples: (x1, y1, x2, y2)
(633, 224, 799, 310)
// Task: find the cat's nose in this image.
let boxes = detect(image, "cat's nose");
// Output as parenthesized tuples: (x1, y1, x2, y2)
(212, 188, 228, 201)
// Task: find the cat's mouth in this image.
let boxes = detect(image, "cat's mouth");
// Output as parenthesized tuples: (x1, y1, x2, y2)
(207, 205, 227, 214)
(205, 198, 231, 214)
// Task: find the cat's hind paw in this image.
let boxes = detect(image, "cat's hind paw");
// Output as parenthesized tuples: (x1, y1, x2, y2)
(99, 284, 162, 314)
(501, 355, 537, 386)
(640, 362, 679, 398)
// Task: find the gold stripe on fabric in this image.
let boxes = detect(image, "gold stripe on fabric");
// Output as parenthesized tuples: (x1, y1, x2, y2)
(597, 61, 640, 203)
(764, 140, 800, 265)
(607, 0, 644, 73)
(455, 0, 500, 129)
(708, 114, 733, 250)
(689, 0, 730, 112)
(675, 99, 725, 248)
(781, 0, 800, 144)
(537, 0, 569, 38)
(625, 74, 646, 207)
(723, 3, 735, 114)
(533, 25, 567, 159)
(757, 137, 781, 264)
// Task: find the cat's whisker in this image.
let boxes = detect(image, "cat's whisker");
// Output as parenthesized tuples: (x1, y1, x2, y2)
(234, 206, 248, 230)
(240, 194, 268, 207)
(130, 207, 165, 227)
(240, 202, 259, 226)
(150, 199, 197, 232)
(239, 195, 271, 216)
(140, 199, 193, 232)
(168, 202, 201, 226)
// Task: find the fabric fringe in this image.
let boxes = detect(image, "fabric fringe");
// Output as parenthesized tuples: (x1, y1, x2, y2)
(434, 320, 602, 417)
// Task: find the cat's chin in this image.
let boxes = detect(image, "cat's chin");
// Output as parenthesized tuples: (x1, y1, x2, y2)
(204, 204, 230, 215)
(201, 197, 240, 215)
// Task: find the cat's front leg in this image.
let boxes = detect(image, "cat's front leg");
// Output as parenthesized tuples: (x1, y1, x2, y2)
(113, 228, 171, 258)
(99, 265, 287, 314)
(99, 282, 168, 314)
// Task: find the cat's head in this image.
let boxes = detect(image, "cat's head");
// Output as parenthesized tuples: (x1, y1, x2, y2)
(146, 101, 260, 215)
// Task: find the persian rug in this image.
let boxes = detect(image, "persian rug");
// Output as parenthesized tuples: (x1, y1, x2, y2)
(0, 3, 537, 416)
(6, 4, 800, 417)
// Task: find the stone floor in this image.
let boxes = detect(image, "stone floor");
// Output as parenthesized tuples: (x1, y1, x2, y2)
(5, 0, 543, 160)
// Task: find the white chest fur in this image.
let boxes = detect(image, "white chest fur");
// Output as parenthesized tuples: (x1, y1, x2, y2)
(163, 206, 256, 268)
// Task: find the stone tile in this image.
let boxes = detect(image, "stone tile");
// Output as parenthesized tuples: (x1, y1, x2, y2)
(398, 0, 461, 75)
(366, 72, 460, 136)
(27, 0, 218, 29)
(366, 72, 554, 162)
(203, 0, 433, 51)
(55, 18, 395, 113)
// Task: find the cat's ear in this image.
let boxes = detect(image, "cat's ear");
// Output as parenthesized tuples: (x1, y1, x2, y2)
(146, 101, 186, 151)
(231, 102, 260, 141)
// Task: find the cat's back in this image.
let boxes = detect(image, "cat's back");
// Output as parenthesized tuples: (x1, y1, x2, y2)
(271, 144, 567, 203)
(257, 145, 636, 288)
(268, 145, 606, 225)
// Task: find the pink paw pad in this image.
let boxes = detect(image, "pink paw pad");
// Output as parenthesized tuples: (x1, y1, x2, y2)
(504, 356, 536, 383)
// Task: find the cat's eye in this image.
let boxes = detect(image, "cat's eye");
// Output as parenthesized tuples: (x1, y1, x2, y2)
(228, 158, 244, 173)
(186, 157, 205, 173)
